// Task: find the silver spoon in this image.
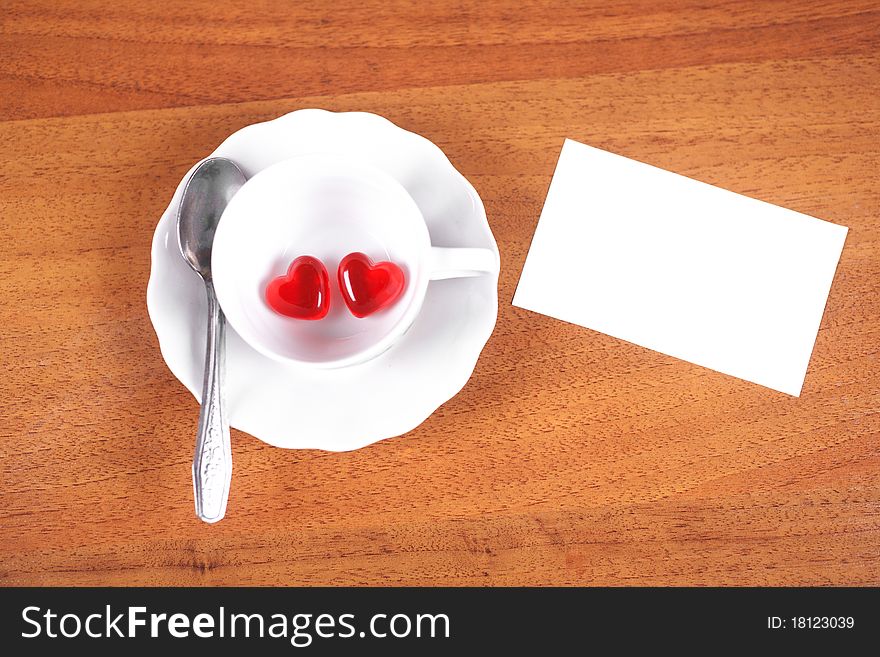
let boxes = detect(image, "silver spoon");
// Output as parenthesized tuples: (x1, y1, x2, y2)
(177, 157, 246, 523)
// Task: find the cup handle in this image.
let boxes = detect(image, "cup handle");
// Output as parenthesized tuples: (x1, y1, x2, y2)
(428, 246, 498, 281)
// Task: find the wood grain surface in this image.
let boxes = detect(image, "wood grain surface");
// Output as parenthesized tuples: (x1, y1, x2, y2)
(1, 1, 878, 586)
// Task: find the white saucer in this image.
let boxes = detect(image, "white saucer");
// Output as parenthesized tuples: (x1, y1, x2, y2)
(146, 109, 500, 451)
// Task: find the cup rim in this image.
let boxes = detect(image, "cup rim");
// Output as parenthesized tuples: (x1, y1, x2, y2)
(212, 154, 433, 369)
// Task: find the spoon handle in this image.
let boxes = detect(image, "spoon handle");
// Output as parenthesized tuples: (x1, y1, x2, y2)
(192, 280, 232, 523)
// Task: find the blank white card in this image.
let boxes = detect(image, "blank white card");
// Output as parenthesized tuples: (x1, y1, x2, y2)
(513, 139, 848, 396)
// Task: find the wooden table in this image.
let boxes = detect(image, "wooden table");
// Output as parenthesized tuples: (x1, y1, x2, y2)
(1, 0, 878, 586)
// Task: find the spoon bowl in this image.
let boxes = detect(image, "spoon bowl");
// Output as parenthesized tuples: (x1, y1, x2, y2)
(179, 158, 247, 278)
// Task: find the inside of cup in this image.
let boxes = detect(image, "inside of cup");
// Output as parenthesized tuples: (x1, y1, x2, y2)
(213, 156, 429, 365)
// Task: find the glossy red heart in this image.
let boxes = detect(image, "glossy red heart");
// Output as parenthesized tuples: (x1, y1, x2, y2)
(338, 252, 406, 318)
(265, 255, 331, 320)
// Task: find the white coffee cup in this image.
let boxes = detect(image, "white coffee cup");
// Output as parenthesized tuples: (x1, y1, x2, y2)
(211, 154, 497, 368)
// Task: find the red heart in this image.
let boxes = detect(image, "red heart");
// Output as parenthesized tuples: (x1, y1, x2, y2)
(338, 252, 406, 318)
(265, 255, 331, 320)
